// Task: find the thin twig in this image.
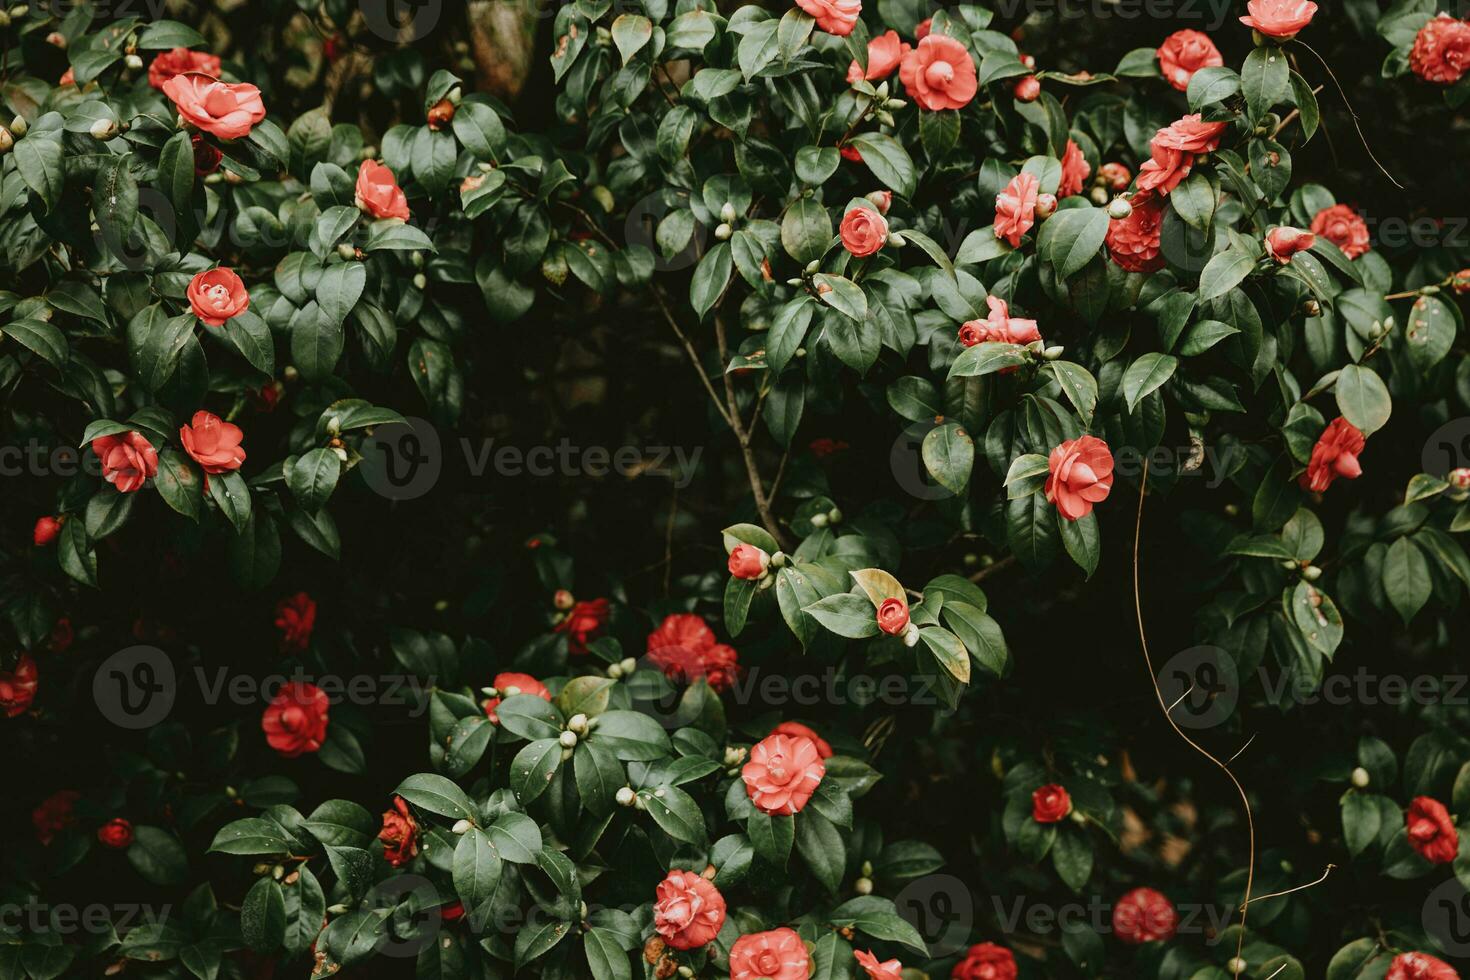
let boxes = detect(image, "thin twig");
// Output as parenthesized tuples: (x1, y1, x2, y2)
(715, 313, 791, 550)
(968, 554, 1017, 583)
(1240, 864, 1335, 910)
(1295, 41, 1403, 190)
(649, 287, 735, 430)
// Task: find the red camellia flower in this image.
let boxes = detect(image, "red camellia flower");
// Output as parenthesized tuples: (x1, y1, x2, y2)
(959, 295, 1042, 349)
(3, 656, 43, 717)
(1156, 29, 1223, 91)
(163, 73, 266, 140)
(1099, 162, 1132, 191)
(770, 720, 833, 758)
(1301, 417, 1365, 492)
(839, 143, 863, 162)
(192, 133, 222, 176)
(179, 411, 246, 478)
(32, 790, 79, 845)
(1155, 113, 1230, 153)
(356, 160, 411, 221)
(1266, 226, 1316, 263)
(847, 30, 910, 83)
(1311, 204, 1371, 259)
(1032, 784, 1072, 823)
(261, 682, 329, 757)
(1106, 191, 1166, 273)
(379, 795, 420, 867)
(840, 206, 889, 257)
(729, 927, 809, 980)
(440, 901, 465, 922)
(652, 870, 726, 949)
(900, 35, 978, 111)
(728, 543, 770, 580)
(147, 47, 221, 90)
(1112, 887, 1178, 944)
(59, 67, 75, 87)
(1386, 952, 1461, 980)
(482, 671, 551, 725)
(914, 18, 931, 39)
(1045, 435, 1114, 521)
(875, 596, 909, 635)
(1058, 140, 1091, 198)
(1240, 0, 1318, 38)
(33, 515, 62, 546)
(1012, 74, 1040, 102)
(275, 592, 317, 652)
(646, 613, 741, 692)
(809, 437, 849, 458)
(1410, 15, 1470, 84)
(555, 598, 610, 654)
(795, 0, 860, 35)
(743, 733, 826, 815)
(994, 171, 1039, 248)
(854, 949, 901, 980)
(92, 432, 158, 493)
(1406, 796, 1460, 865)
(187, 268, 250, 327)
(97, 818, 133, 849)
(952, 942, 1017, 980)
(49, 617, 74, 653)
(1137, 142, 1193, 195)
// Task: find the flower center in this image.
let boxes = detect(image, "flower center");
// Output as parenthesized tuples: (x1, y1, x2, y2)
(925, 60, 954, 87)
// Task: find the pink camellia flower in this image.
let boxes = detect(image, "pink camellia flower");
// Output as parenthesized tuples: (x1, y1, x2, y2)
(1156, 29, 1223, 91)
(1105, 191, 1166, 273)
(994, 171, 1039, 248)
(356, 160, 411, 221)
(770, 720, 833, 758)
(1310, 204, 1371, 258)
(653, 870, 726, 950)
(795, 0, 861, 36)
(1240, 0, 1318, 38)
(179, 411, 246, 477)
(1058, 140, 1091, 198)
(187, 268, 250, 327)
(1406, 796, 1460, 865)
(1099, 162, 1132, 191)
(1265, 226, 1316, 263)
(92, 432, 158, 494)
(1032, 784, 1072, 823)
(147, 48, 221, 91)
(743, 733, 826, 815)
(261, 682, 329, 757)
(952, 943, 1017, 980)
(728, 542, 770, 580)
(914, 18, 931, 39)
(1386, 952, 1461, 980)
(59, 67, 75, 87)
(1045, 435, 1114, 521)
(866, 190, 892, 214)
(875, 596, 909, 635)
(0, 655, 39, 718)
(984, 295, 1040, 344)
(647, 613, 741, 692)
(33, 516, 62, 547)
(1137, 142, 1194, 195)
(1410, 15, 1470, 84)
(162, 73, 266, 140)
(840, 206, 889, 257)
(482, 672, 551, 725)
(1300, 417, 1365, 492)
(847, 30, 910, 83)
(275, 592, 316, 652)
(729, 927, 810, 980)
(1112, 887, 1178, 944)
(1154, 113, 1230, 153)
(899, 35, 978, 111)
(854, 950, 901, 980)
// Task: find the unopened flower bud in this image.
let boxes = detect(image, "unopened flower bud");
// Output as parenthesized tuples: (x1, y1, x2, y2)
(1228, 957, 1247, 976)
(1042, 345, 1064, 360)
(452, 818, 472, 834)
(9, 115, 25, 137)
(804, 259, 820, 275)
(810, 512, 829, 528)
(854, 877, 873, 895)
(568, 713, 588, 734)
(827, 507, 843, 524)
(714, 222, 732, 240)
(723, 745, 747, 766)
(90, 118, 118, 140)
(1301, 299, 1321, 317)
(885, 98, 907, 110)
(616, 786, 636, 806)
(865, 190, 892, 215)
(46, 30, 66, 48)
(720, 202, 737, 223)
(619, 657, 637, 675)
(607, 662, 624, 679)
(1449, 467, 1470, 490)
(902, 622, 921, 647)
(0, 128, 11, 154)
(553, 588, 575, 610)
(413, 273, 427, 290)
(124, 53, 143, 70)
(427, 98, 456, 131)
(332, 446, 348, 462)
(1106, 197, 1133, 221)
(1089, 186, 1109, 206)
(1013, 75, 1041, 102)
(336, 243, 356, 261)
(1034, 193, 1057, 219)
(1350, 766, 1370, 788)
(1303, 565, 1322, 581)
(559, 730, 578, 748)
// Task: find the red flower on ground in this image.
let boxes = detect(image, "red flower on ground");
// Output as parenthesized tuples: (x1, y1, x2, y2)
(1406, 796, 1460, 865)
(0, 654, 38, 718)
(33, 790, 79, 845)
(1045, 436, 1114, 521)
(1311, 204, 1371, 258)
(652, 870, 726, 949)
(555, 598, 610, 654)
(92, 432, 158, 493)
(482, 672, 550, 725)
(379, 795, 420, 867)
(1300, 417, 1365, 492)
(275, 592, 317, 652)
(261, 682, 329, 757)
(952, 942, 1017, 980)
(97, 818, 133, 849)
(1032, 784, 1072, 823)
(743, 733, 826, 815)
(1112, 887, 1178, 944)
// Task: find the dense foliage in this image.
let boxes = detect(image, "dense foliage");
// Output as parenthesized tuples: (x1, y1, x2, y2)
(5, 0, 1470, 978)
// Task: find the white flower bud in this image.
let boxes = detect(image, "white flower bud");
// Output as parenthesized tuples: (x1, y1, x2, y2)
(1042, 345, 1065, 360)
(720, 202, 736, 223)
(723, 745, 747, 766)
(413, 273, 427, 290)
(89, 117, 118, 140)
(559, 730, 578, 748)
(568, 713, 588, 734)
(619, 657, 637, 675)
(902, 622, 921, 648)
(10, 115, 26, 137)
(124, 53, 143, 70)
(0, 128, 12, 154)
(1106, 197, 1133, 221)
(607, 663, 624, 679)
(332, 446, 348, 462)
(827, 507, 843, 525)
(1227, 957, 1248, 976)
(337, 243, 356, 261)
(615, 786, 636, 806)
(854, 877, 873, 895)
(451, 819, 472, 834)
(1351, 766, 1370, 789)
(1304, 565, 1322, 581)
(714, 222, 732, 240)
(810, 513, 829, 528)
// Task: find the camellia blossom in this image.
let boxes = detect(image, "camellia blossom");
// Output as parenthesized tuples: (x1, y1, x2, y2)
(179, 411, 246, 477)
(355, 159, 411, 221)
(1045, 435, 1114, 521)
(187, 267, 250, 327)
(1405, 796, 1459, 865)
(1099, 162, 1132, 191)
(33, 516, 62, 547)
(847, 30, 909, 83)
(952, 943, 1017, 980)
(1239, 0, 1318, 38)
(379, 795, 420, 867)
(1386, 952, 1461, 980)
(994, 171, 1039, 248)
(1112, 887, 1179, 944)
(97, 818, 133, 849)
(959, 296, 1041, 348)
(646, 613, 742, 692)
(794, 0, 861, 36)
(728, 927, 810, 980)
(554, 598, 609, 654)
(652, 870, 726, 949)
(1301, 417, 1365, 492)
(1265, 226, 1316, 263)
(261, 681, 329, 757)
(1031, 784, 1072, 823)
(482, 672, 550, 725)
(0, 654, 39, 717)
(742, 733, 826, 815)
(1410, 15, 1470, 85)
(875, 596, 909, 635)
(1154, 113, 1229, 153)
(840, 206, 889, 257)
(854, 950, 901, 980)
(770, 720, 833, 758)
(1105, 191, 1166, 273)
(1137, 142, 1194, 195)
(275, 592, 316, 652)
(1311, 204, 1371, 258)
(32, 790, 79, 845)
(147, 48, 221, 90)
(92, 432, 159, 494)
(899, 35, 978, 111)
(1058, 140, 1091, 198)
(727, 542, 770, 579)
(1156, 29, 1223, 91)
(162, 73, 266, 140)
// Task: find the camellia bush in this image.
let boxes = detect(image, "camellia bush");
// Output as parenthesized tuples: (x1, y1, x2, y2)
(6, 0, 1470, 977)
